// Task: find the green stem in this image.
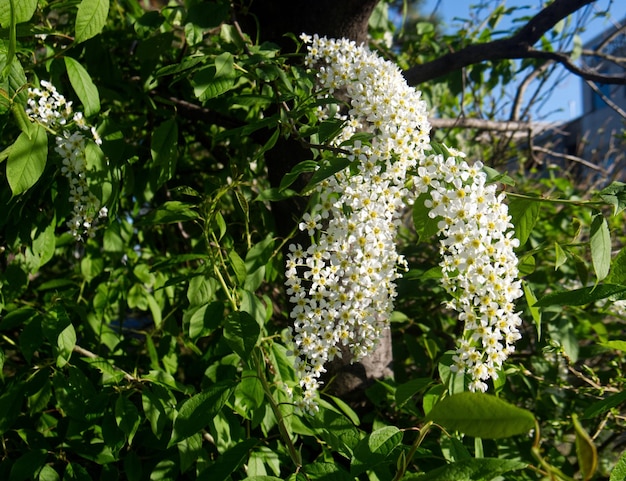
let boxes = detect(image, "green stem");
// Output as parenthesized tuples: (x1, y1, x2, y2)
(393, 421, 433, 481)
(253, 348, 302, 471)
(506, 192, 605, 207)
(1, 0, 16, 80)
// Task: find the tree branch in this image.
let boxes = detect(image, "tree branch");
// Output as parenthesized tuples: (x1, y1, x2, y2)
(402, 0, 626, 86)
(430, 117, 533, 132)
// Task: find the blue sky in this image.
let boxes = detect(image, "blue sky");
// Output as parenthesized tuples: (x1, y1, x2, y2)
(417, 0, 625, 122)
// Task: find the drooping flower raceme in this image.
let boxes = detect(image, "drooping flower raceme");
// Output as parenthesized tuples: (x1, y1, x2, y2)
(26, 80, 107, 240)
(419, 149, 523, 393)
(286, 34, 431, 412)
(287, 34, 523, 412)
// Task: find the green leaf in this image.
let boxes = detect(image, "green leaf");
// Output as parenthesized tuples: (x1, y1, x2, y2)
(425, 392, 535, 439)
(599, 181, 626, 215)
(169, 382, 235, 446)
(351, 426, 403, 476)
(192, 65, 235, 101)
(590, 213, 611, 282)
(38, 465, 61, 481)
(405, 458, 527, 481)
(75, 0, 110, 43)
(64, 57, 100, 117)
(202, 438, 258, 481)
(223, 311, 260, 362)
(522, 281, 541, 340)
(303, 157, 351, 194)
(235, 370, 264, 412)
(138, 201, 198, 225)
(186, 302, 223, 340)
(610, 450, 626, 481)
(279, 160, 318, 191)
(582, 390, 626, 419)
(395, 377, 432, 408)
(413, 194, 440, 240)
(0, 0, 37, 26)
(115, 395, 141, 445)
(228, 250, 247, 286)
(6, 124, 48, 195)
(56, 323, 76, 368)
(573, 413, 597, 481)
(150, 118, 178, 188)
(603, 340, 626, 352)
(508, 197, 540, 246)
(607, 246, 626, 284)
(10, 449, 48, 481)
(534, 284, 626, 307)
(554, 241, 568, 270)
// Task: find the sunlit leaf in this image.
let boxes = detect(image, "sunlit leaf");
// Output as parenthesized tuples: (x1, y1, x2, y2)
(425, 392, 535, 439)
(573, 413, 597, 481)
(403, 458, 527, 481)
(64, 57, 100, 117)
(590, 213, 611, 282)
(6, 124, 47, 195)
(75, 0, 110, 43)
(534, 284, 626, 307)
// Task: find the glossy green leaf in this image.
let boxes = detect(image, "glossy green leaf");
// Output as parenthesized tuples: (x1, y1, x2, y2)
(590, 213, 611, 282)
(425, 392, 535, 439)
(404, 458, 527, 481)
(534, 284, 626, 307)
(64, 57, 100, 117)
(169, 382, 234, 446)
(6, 124, 48, 195)
(508, 196, 540, 246)
(75, 0, 110, 43)
(223, 311, 260, 361)
(573, 413, 597, 481)
(351, 426, 403, 476)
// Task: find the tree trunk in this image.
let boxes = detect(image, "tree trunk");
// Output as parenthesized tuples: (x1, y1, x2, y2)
(240, 0, 395, 406)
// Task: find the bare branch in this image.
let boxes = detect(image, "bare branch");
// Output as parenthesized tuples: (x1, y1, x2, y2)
(585, 80, 626, 118)
(532, 145, 607, 173)
(73, 344, 136, 382)
(525, 49, 626, 85)
(402, 0, 626, 87)
(430, 117, 533, 132)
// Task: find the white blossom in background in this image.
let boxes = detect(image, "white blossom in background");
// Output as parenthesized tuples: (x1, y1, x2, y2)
(26, 81, 106, 240)
(287, 34, 523, 412)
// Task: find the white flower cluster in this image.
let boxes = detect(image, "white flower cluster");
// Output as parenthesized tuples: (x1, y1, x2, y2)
(420, 150, 523, 392)
(286, 34, 431, 412)
(287, 35, 523, 411)
(27, 80, 106, 240)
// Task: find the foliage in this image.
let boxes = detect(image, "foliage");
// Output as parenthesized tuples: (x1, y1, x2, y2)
(1, 1, 625, 481)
